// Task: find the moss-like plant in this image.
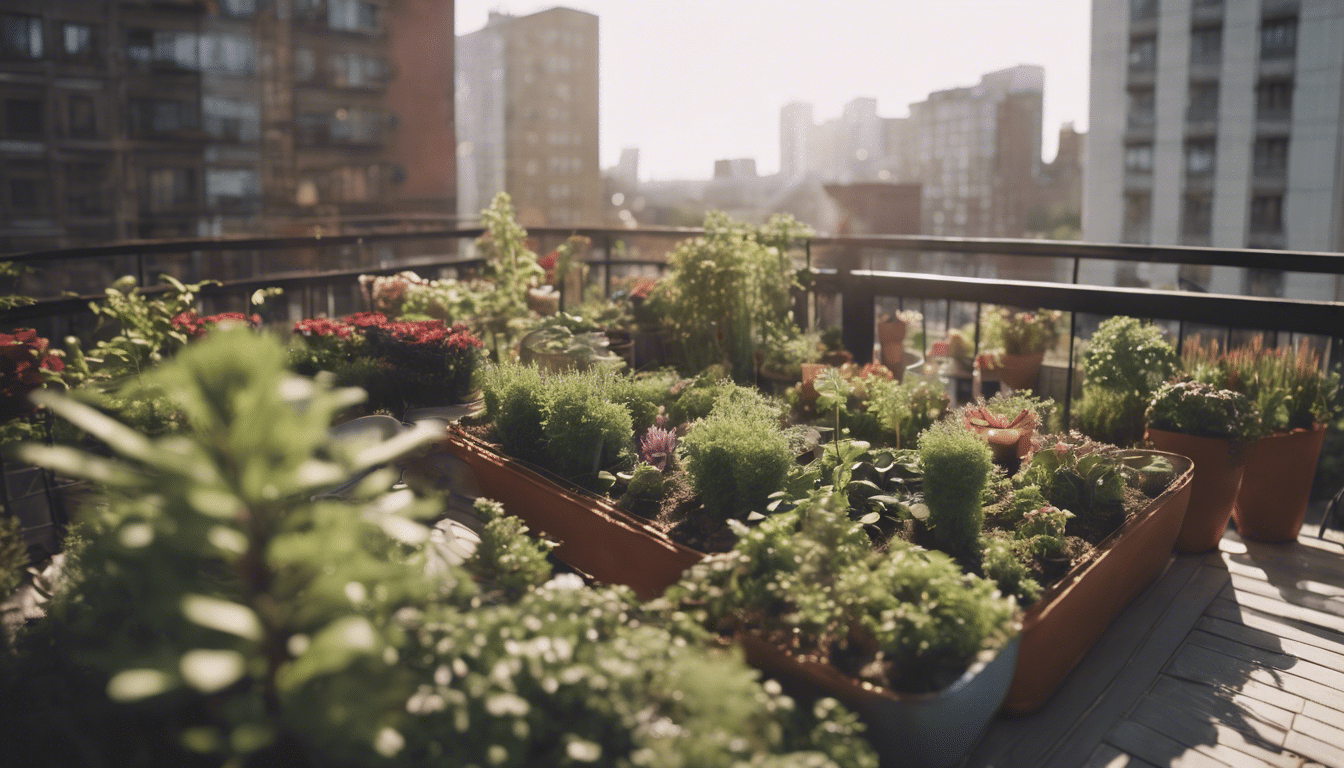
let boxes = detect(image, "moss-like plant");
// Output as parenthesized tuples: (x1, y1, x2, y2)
(481, 363, 549, 464)
(981, 531, 1042, 606)
(543, 373, 635, 487)
(1146, 380, 1261, 442)
(679, 396, 793, 523)
(1015, 505, 1074, 558)
(608, 369, 677, 435)
(919, 421, 993, 559)
(467, 498, 556, 600)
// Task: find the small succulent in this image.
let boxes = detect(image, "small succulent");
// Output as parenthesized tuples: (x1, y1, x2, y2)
(640, 425, 678, 471)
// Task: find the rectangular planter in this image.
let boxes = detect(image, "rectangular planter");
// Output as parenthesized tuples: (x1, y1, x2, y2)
(438, 429, 702, 600)
(439, 430, 1193, 729)
(1003, 449, 1194, 714)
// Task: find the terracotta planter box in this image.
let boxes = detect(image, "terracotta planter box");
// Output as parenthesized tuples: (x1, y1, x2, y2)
(438, 429, 702, 600)
(1145, 428, 1245, 553)
(741, 633, 1021, 768)
(1234, 425, 1326, 543)
(996, 351, 1045, 391)
(1004, 449, 1194, 714)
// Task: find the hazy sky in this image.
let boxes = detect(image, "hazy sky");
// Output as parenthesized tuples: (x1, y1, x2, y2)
(456, 1, 1092, 181)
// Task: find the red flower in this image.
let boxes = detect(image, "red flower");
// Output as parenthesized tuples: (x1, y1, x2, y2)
(0, 329, 63, 422)
(630, 278, 657, 301)
(342, 312, 388, 330)
(171, 311, 207, 339)
(294, 318, 354, 339)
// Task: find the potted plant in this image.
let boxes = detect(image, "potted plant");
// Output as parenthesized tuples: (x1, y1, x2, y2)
(1074, 316, 1179, 447)
(1145, 380, 1260, 552)
(983, 307, 1063, 391)
(877, 309, 922, 371)
(1191, 338, 1342, 542)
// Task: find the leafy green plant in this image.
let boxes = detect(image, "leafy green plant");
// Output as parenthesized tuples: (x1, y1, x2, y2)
(1183, 336, 1341, 433)
(1146, 380, 1261, 442)
(862, 376, 949, 449)
(467, 498, 556, 600)
(919, 421, 993, 560)
(679, 395, 794, 523)
(82, 275, 218, 381)
(543, 372, 635, 489)
(1075, 317, 1178, 446)
(1018, 432, 1131, 539)
(1015, 505, 1074, 558)
(481, 363, 549, 464)
(0, 514, 26, 602)
(1073, 387, 1147, 448)
(666, 491, 1017, 695)
(475, 193, 547, 360)
(981, 531, 1042, 606)
(984, 307, 1064, 355)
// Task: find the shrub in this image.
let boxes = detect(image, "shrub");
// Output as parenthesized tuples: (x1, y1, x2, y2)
(919, 421, 993, 559)
(481, 363, 549, 464)
(1081, 316, 1179, 396)
(679, 396, 793, 523)
(1146, 380, 1261, 442)
(666, 491, 1018, 695)
(467, 498, 556, 600)
(992, 484, 1049, 527)
(1015, 505, 1073, 558)
(365, 319, 484, 408)
(0, 328, 65, 422)
(981, 531, 1042, 607)
(543, 372, 635, 488)
(608, 369, 677, 434)
(1073, 387, 1148, 448)
(1019, 432, 1130, 539)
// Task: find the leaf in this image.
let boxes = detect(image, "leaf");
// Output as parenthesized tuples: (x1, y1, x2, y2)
(909, 503, 931, 521)
(867, 494, 904, 506)
(180, 649, 246, 693)
(278, 616, 380, 692)
(848, 480, 882, 493)
(107, 669, 177, 702)
(181, 595, 263, 641)
(746, 510, 767, 522)
(594, 471, 616, 492)
(858, 511, 881, 525)
(29, 390, 156, 462)
(14, 444, 144, 488)
(347, 423, 443, 473)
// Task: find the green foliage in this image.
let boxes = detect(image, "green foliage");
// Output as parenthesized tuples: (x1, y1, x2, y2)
(1017, 433, 1130, 539)
(1146, 380, 1261, 442)
(626, 462, 666, 498)
(1073, 387, 1148, 447)
(1081, 316, 1178, 395)
(607, 369, 677, 435)
(467, 498, 556, 600)
(760, 331, 822, 380)
(679, 395, 794, 523)
(543, 372, 635, 488)
(669, 374, 782, 427)
(1015, 505, 1074, 558)
(862, 377, 949, 449)
(983, 307, 1063, 355)
(981, 531, 1042, 607)
(666, 492, 1017, 695)
(482, 363, 550, 464)
(993, 484, 1048, 527)
(84, 275, 217, 381)
(475, 193, 547, 360)
(1185, 337, 1342, 433)
(919, 421, 993, 559)
(0, 514, 26, 601)
(658, 212, 801, 381)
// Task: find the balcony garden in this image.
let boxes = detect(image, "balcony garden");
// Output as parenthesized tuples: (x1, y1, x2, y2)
(0, 195, 1341, 766)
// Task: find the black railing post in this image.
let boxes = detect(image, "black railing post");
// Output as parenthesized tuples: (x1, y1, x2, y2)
(602, 233, 613, 299)
(841, 270, 876, 365)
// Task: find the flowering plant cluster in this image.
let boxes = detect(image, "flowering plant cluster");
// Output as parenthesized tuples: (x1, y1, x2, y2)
(1146, 380, 1262, 442)
(170, 311, 260, 340)
(1182, 336, 1341, 433)
(987, 307, 1064, 355)
(0, 329, 64, 422)
(364, 317, 485, 408)
(293, 317, 353, 339)
(359, 271, 485, 324)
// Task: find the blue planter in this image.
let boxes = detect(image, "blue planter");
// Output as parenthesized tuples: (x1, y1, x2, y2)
(740, 633, 1021, 768)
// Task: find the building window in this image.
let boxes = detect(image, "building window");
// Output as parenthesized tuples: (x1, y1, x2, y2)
(203, 97, 259, 143)
(127, 30, 199, 70)
(145, 167, 196, 210)
(294, 47, 315, 81)
(1185, 139, 1216, 176)
(1127, 87, 1155, 129)
(205, 168, 260, 208)
(1260, 17, 1297, 60)
(131, 99, 199, 136)
(200, 33, 255, 75)
(4, 99, 43, 137)
(67, 94, 95, 138)
(1190, 26, 1222, 67)
(1253, 136, 1288, 176)
(65, 163, 106, 215)
(1256, 79, 1293, 119)
(1128, 36, 1156, 70)
(329, 52, 387, 87)
(1, 15, 43, 59)
(62, 23, 96, 60)
(1123, 193, 1151, 243)
(1181, 194, 1213, 239)
(1124, 142, 1153, 173)
(328, 0, 380, 33)
(1130, 0, 1157, 20)
(1249, 194, 1283, 233)
(220, 0, 257, 18)
(1187, 82, 1219, 122)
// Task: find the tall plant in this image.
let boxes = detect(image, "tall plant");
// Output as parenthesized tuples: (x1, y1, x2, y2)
(475, 193, 545, 360)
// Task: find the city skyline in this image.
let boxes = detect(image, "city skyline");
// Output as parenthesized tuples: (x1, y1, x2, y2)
(456, 0, 1091, 180)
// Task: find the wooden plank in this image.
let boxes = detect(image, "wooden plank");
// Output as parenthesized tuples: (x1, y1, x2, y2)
(1086, 743, 1162, 768)
(1291, 714, 1344, 752)
(964, 554, 1207, 768)
(1036, 562, 1232, 768)
(1104, 720, 1234, 768)
(1166, 644, 1307, 714)
(1206, 599, 1344, 656)
(1185, 630, 1344, 694)
(1128, 694, 1302, 768)
(1283, 731, 1344, 768)
(1221, 533, 1344, 579)
(1301, 702, 1344, 732)
(1220, 552, 1344, 598)
(1219, 588, 1344, 637)
(1196, 616, 1344, 672)
(1147, 674, 1294, 740)
(1227, 572, 1344, 622)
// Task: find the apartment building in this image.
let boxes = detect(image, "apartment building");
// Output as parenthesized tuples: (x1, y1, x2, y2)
(1085, 0, 1344, 298)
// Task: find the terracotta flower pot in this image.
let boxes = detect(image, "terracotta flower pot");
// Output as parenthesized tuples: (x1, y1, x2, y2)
(877, 319, 907, 371)
(438, 429, 703, 599)
(1233, 425, 1327, 543)
(1004, 450, 1193, 714)
(1145, 428, 1246, 553)
(997, 351, 1045, 391)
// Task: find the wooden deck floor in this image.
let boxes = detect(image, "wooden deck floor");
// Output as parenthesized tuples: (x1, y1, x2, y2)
(964, 525, 1344, 768)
